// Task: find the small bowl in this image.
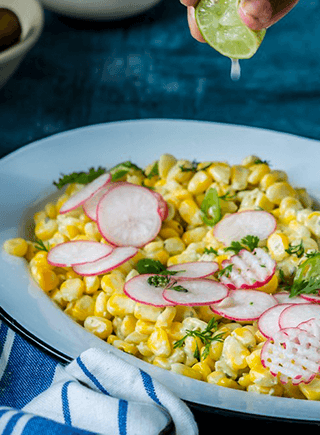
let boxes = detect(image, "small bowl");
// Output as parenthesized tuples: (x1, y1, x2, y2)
(0, 0, 44, 90)
(39, 0, 162, 20)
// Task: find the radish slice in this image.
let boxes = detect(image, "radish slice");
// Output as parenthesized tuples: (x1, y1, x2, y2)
(300, 293, 320, 303)
(73, 246, 138, 276)
(97, 183, 162, 247)
(258, 303, 291, 340)
(273, 292, 307, 304)
(163, 279, 229, 306)
(279, 303, 320, 329)
(260, 326, 320, 385)
(83, 184, 114, 221)
(59, 172, 111, 214)
(210, 289, 277, 321)
(298, 318, 320, 340)
(124, 274, 175, 307)
(166, 261, 219, 279)
(47, 240, 113, 267)
(213, 210, 277, 246)
(219, 248, 276, 290)
(151, 191, 168, 221)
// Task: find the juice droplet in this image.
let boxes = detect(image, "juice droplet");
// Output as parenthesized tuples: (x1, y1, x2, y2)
(230, 58, 241, 81)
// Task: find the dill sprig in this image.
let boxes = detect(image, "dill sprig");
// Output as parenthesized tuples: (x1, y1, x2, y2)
(173, 317, 224, 360)
(34, 238, 50, 252)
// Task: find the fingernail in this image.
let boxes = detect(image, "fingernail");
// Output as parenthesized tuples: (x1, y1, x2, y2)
(238, 0, 272, 28)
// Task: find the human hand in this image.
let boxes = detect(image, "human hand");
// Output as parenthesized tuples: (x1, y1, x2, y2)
(181, 0, 300, 42)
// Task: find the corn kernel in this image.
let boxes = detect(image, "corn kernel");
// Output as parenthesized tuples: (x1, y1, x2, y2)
(222, 336, 250, 370)
(155, 307, 176, 329)
(34, 210, 47, 224)
(134, 303, 163, 322)
(164, 220, 184, 236)
(101, 272, 125, 295)
(305, 212, 320, 237)
(267, 232, 290, 262)
(153, 357, 171, 370)
(247, 163, 270, 185)
(135, 319, 155, 335)
(120, 314, 137, 337)
(192, 361, 211, 380)
(3, 238, 28, 257)
(94, 291, 112, 319)
(125, 331, 149, 344)
(266, 182, 297, 205)
(216, 377, 243, 390)
(179, 199, 203, 226)
(31, 266, 59, 292)
(182, 226, 207, 246)
(255, 273, 279, 294)
(71, 295, 95, 321)
(84, 222, 101, 241)
(44, 203, 57, 219)
(249, 366, 279, 387)
(60, 278, 85, 302)
(84, 316, 113, 339)
(159, 227, 180, 239)
(84, 275, 100, 294)
(188, 171, 212, 195)
(147, 327, 172, 357)
(231, 165, 249, 191)
(158, 154, 177, 179)
(35, 219, 58, 241)
(231, 327, 256, 348)
(113, 339, 138, 355)
(167, 160, 194, 183)
(260, 170, 288, 191)
(246, 348, 263, 370)
(207, 163, 231, 185)
(107, 294, 136, 317)
(163, 237, 185, 255)
(170, 363, 203, 381)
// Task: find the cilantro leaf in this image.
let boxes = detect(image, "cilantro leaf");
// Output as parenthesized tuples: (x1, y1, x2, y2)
(53, 166, 106, 189)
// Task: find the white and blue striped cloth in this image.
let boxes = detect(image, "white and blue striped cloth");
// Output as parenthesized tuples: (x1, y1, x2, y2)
(0, 320, 199, 435)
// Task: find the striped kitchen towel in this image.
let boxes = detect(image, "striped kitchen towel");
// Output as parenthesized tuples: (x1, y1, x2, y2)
(0, 320, 198, 435)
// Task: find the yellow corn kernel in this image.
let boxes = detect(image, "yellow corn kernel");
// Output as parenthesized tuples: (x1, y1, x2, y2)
(305, 211, 320, 237)
(120, 314, 137, 337)
(207, 163, 231, 184)
(246, 348, 263, 370)
(255, 273, 279, 294)
(31, 266, 59, 292)
(168, 348, 186, 365)
(3, 238, 28, 257)
(247, 384, 283, 396)
(60, 278, 85, 302)
(83, 276, 100, 294)
(135, 319, 155, 335)
(61, 224, 81, 240)
(167, 255, 182, 266)
(107, 294, 136, 317)
(164, 220, 184, 236)
(29, 250, 52, 269)
(113, 339, 138, 355)
(182, 226, 207, 246)
(82, 222, 100, 240)
(178, 199, 203, 226)
(249, 366, 279, 388)
(158, 153, 177, 179)
(155, 307, 177, 329)
(35, 219, 58, 241)
(94, 291, 111, 319)
(107, 334, 117, 345)
(266, 182, 297, 205)
(48, 231, 69, 248)
(260, 170, 288, 191)
(215, 254, 229, 268)
(279, 197, 303, 224)
(187, 171, 212, 195)
(34, 210, 47, 224)
(209, 340, 224, 361)
(241, 155, 260, 167)
(71, 235, 92, 241)
(196, 306, 219, 323)
(147, 327, 172, 357)
(192, 361, 212, 380)
(163, 237, 185, 256)
(231, 327, 256, 349)
(101, 272, 125, 295)
(44, 203, 57, 219)
(71, 295, 95, 321)
(153, 357, 171, 370)
(167, 160, 194, 183)
(288, 219, 311, 239)
(238, 373, 253, 388)
(231, 165, 249, 191)
(134, 303, 163, 322)
(282, 382, 306, 399)
(84, 316, 113, 339)
(166, 322, 184, 341)
(296, 187, 313, 209)
(217, 377, 243, 390)
(66, 269, 81, 279)
(183, 335, 203, 366)
(267, 232, 290, 262)
(146, 249, 169, 265)
(207, 370, 226, 385)
(56, 194, 69, 211)
(222, 336, 250, 370)
(143, 240, 164, 253)
(219, 199, 238, 214)
(159, 227, 180, 239)
(125, 331, 149, 344)
(170, 363, 203, 381)
(247, 163, 270, 185)
(51, 289, 67, 308)
(174, 306, 197, 322)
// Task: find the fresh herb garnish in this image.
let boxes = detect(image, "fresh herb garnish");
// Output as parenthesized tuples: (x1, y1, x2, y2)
(137, 259, 188, 292)
(285, 241, 305, 258)
(219, 191, 236, 201)
(290, 252, 320, 297)
(254, 159, 270, 165)
(290, 276, 320, 298)
(53, 167, 106, 189)
(110, 161, 144, 182)
(179, 160, 211, 173)
(147, 275, 188, 293)
(203, 247, 218, 255)
(136, 258, 166, 274)
(200, 188, 221, 226)
(217, 264, 233, 279)
(224, 235, 260, 254)
(34, 238, 50, 252)
(147, 161, 159, 179)
(173, 317, 224, 360)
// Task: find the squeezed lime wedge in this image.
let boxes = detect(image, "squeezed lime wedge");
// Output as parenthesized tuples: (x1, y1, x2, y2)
(195, 0, 266, 59)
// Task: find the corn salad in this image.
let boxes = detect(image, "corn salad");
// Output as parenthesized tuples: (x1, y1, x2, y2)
(4, 153, 320, 401)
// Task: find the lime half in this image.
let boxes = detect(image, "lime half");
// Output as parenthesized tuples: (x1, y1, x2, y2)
(195, 0, 266, 59)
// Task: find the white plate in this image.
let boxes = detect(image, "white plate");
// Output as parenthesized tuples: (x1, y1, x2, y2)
(1, 119, 320, 421)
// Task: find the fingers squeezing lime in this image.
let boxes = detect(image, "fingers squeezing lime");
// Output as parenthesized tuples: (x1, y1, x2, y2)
(195, 0, 266, 59)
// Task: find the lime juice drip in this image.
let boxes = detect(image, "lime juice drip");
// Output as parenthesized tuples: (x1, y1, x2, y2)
(230, 58, 241, 81)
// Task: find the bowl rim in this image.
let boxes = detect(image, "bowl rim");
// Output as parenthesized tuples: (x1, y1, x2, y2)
(0, 0, 45, 62)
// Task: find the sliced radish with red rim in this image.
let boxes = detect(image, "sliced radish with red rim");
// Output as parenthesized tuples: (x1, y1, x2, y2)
(97, 183, 162, 247)
(59, 172, 111, 214)
(273, 292, 307, 304)
(73, 246, 138, 276)
(124, 274, 175, 307)
(213, 210, 277, 246)
(260, 326, 320, 385)
(300, 293, 320, 303)
(166, 261, 219, 279)
(151, 191, 168, 221)
(219, 248, 276, 290)
(210, 289, 277, 321)
(163, 278, 229, 306)
(47, 240, 113, 267)
(279, 303, 320, 330)
(258, 303, 291, 340)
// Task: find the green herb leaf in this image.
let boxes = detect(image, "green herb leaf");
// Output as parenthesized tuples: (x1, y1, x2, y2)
(200, 188, 221, 226)
(290, 252, 320, 297)
(290, 276, 320, 298)
(217, 264, 233, 278)
(34, 238, 50, 252)
(147, 161, 159, 179)
(203, 247, 218, 255)
(224, 235, 260, 254)
(111, 169, 129, 181)
(53, 167, 106, 189)
(136, 258, 166, 275)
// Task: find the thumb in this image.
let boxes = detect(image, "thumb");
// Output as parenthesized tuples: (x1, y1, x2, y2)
(238, 0, 299, 30)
